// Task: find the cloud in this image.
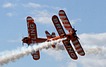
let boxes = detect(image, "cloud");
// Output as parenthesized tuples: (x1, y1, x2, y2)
(43, 32, 106, 67)
(22, 2, 65, 24)
(2, 2, 14, 8)
(78, 52, 106, 67)
(79, 33, 106, 46)
(23, 2, 63, 10)
(44, 47, 106, 67)
(32, 10, 54, 24)
(67, 62, 77, 67)
(72, 33, 106, 67)
(6, 13, 14, 17)
(2, 2, 65, 24)
(23, 2, 42, 8)
(70, 19, 81, 25)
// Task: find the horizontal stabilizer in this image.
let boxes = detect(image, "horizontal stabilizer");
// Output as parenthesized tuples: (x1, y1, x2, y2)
(45, 30, 51, 39)
(31, 51, 40, 60)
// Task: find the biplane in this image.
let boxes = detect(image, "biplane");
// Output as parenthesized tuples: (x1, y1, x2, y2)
(52, 10, 85, 60)
(22, 10, 85, 60)
(22, 16, 57, 60)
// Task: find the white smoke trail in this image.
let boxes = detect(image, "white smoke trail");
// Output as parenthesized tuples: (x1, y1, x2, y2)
(0, 38, 64, 66)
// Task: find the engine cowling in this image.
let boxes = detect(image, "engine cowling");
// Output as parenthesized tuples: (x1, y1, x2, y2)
(22, 37, 31, 45)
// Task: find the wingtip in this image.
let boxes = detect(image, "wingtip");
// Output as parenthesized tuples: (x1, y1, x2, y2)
(26, 16, 34, 22)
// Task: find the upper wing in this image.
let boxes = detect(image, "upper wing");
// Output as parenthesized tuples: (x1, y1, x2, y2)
(52, 15, 66, 37)
(52, 15, 78, 60)
(26, 16, 40, 60)
(59, 10, 73, 33)
(27, 16, 38, 44)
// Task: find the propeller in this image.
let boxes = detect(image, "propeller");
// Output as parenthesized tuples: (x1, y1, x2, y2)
(22, 40, 24, 46)
(21, 34, 25, 46)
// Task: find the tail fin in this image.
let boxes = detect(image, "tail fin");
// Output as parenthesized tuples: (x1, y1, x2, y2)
(51, 32, 56, 48)
(45, 30, 56, 48)
(51, 32, 56, 37)
(45, 30, 51, 39)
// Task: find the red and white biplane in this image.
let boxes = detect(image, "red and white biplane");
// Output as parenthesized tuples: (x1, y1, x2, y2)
(22, 16, 57, 60)
(51, 10, 85, 60)
(22, 10, 85, 60)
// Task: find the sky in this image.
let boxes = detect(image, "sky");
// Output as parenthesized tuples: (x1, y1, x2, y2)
(0, 0, 106, 67)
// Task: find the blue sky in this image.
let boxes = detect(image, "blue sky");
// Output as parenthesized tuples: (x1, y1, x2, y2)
(0, 0, 106, 67)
